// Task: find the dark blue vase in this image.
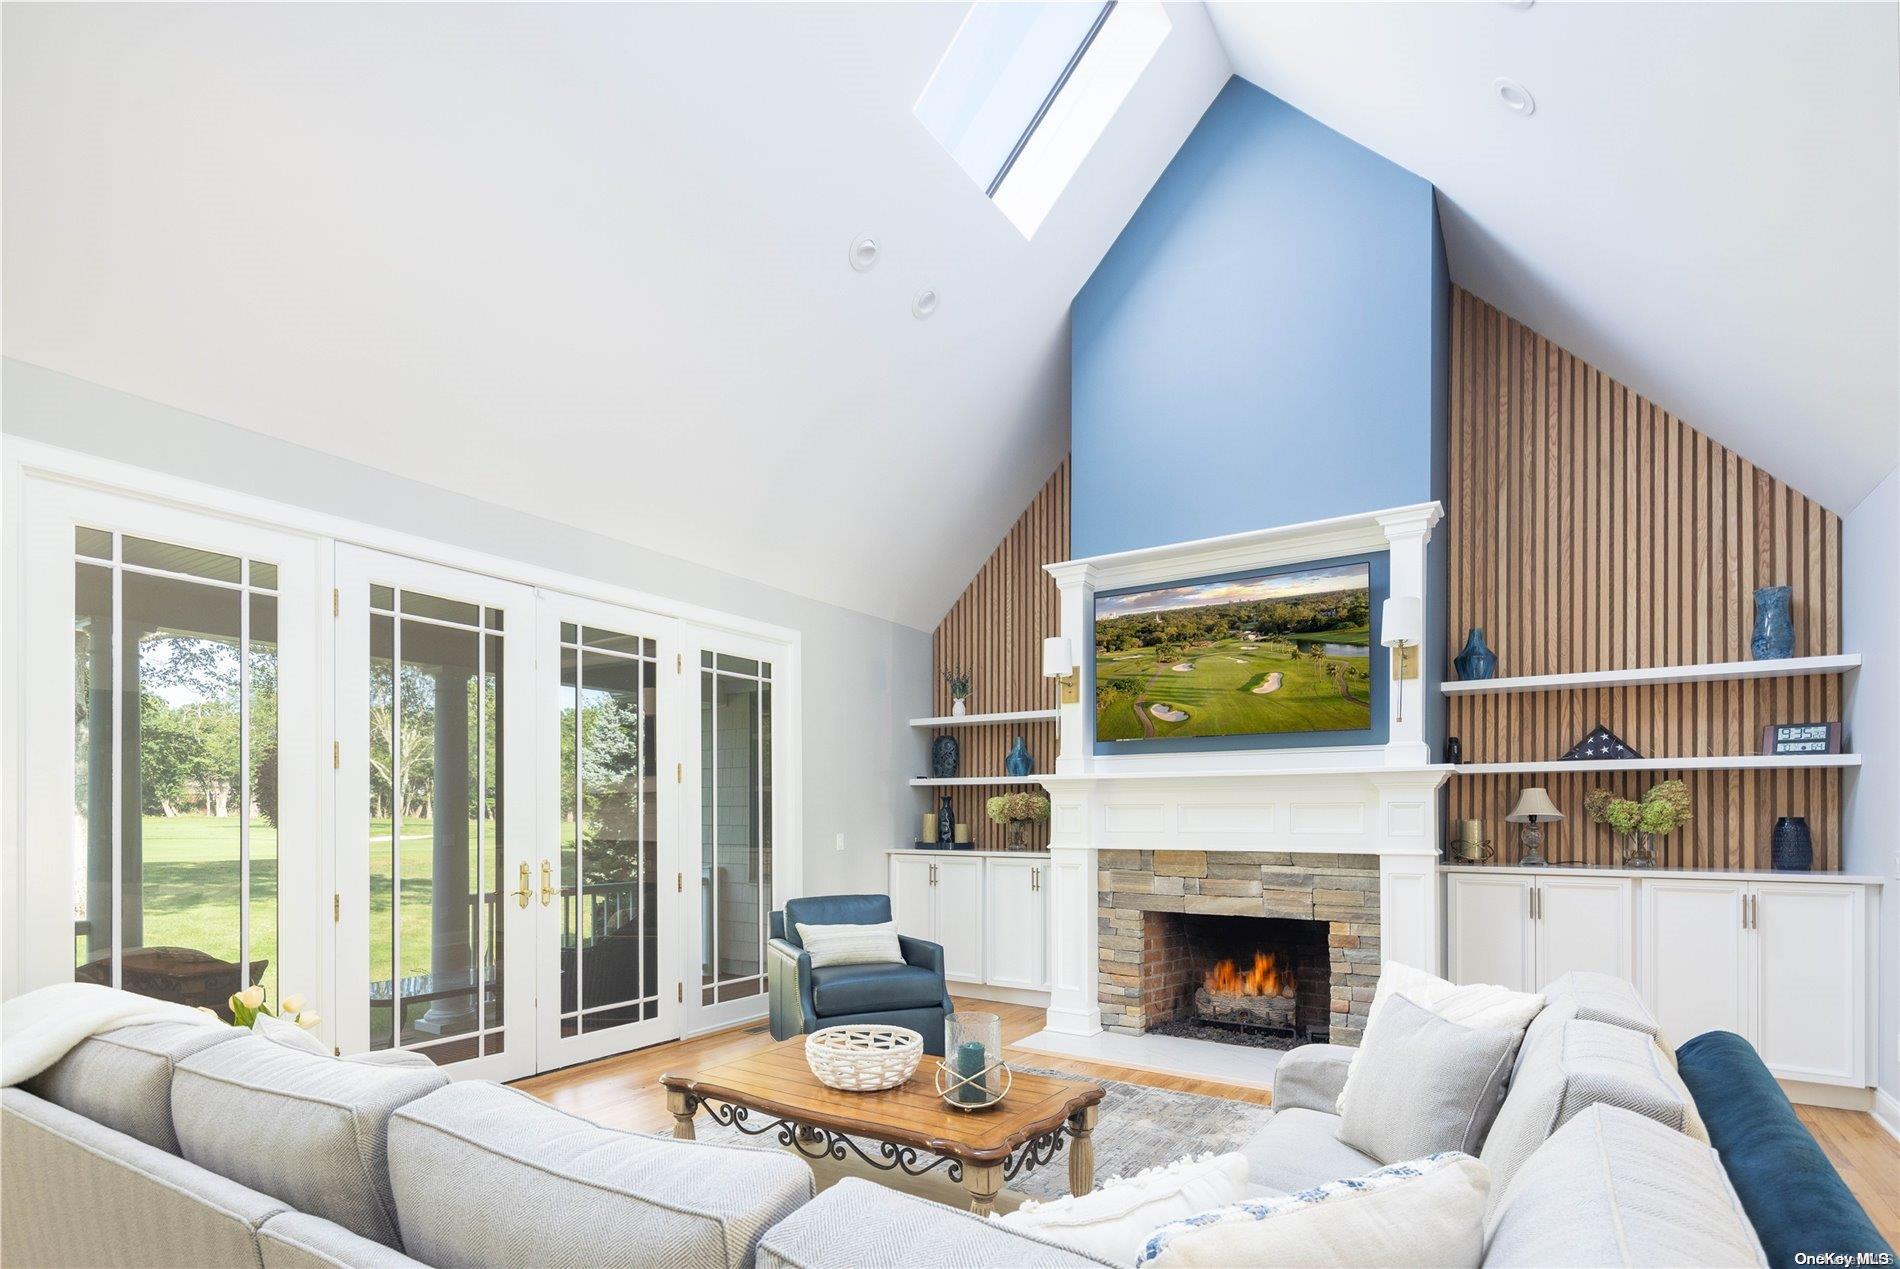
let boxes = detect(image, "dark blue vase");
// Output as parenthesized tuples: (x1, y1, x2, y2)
(1752, 586, 1795, 659)
(1454, 629, 1497, 681)
(1771, 816, 1813, 871)
(1004, 735, 1032, 777)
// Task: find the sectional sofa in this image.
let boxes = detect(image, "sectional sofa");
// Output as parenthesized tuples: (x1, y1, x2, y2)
(2, 973, 1889, 1268)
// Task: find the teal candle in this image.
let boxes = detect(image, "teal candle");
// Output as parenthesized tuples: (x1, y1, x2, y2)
(955, 1040, 987, 1105)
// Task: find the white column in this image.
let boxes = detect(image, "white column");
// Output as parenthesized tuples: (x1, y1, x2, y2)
(1377, 506, 1442, 768)
(1370, 772, 1448, 973)
(1043, 562, 1098, 777)
(1042, 780, 1101, 1035)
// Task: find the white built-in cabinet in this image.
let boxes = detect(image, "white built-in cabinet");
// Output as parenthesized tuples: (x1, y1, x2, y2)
(1642, 877, 1868, 1086)
(1446, 872, 1633, 993)
(1446, 867, 1875, 1090)
(889, 851, 1049, 995)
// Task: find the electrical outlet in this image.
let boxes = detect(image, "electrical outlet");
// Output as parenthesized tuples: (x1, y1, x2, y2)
(835, 832, 846, 854)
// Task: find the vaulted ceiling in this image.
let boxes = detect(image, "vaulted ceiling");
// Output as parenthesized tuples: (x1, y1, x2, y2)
(4, 4, 1894, 631)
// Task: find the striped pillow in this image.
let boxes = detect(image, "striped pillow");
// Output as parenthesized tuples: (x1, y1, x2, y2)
(796, 921, 905, 968)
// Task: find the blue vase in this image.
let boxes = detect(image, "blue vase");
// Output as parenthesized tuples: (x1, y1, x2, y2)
(1004, 735, 1032, 777)
(1752, 586, 1795, 659)
(1771, 816, 1813, 871)
(1453, 629, 1497, 681)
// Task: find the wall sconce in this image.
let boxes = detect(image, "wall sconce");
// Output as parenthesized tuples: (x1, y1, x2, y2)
(1042, 636, 1078, 704)
(1380, 596, 1422, 722)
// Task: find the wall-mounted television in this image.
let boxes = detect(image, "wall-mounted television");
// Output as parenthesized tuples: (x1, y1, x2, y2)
(1093, 560, 1375, 745)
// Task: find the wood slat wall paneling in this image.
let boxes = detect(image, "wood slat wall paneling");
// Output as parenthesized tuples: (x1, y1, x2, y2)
(1446, 289, 1843, 871)
(929, 459, 1069, 851)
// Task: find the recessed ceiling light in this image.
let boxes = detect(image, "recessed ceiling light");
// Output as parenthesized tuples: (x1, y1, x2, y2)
(849, 235, 880, 272)
(911, 289, 939, 320)
(1493, 77, 1536, 116)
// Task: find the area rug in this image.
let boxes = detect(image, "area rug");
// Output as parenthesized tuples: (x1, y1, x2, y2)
(687, 1063, 1275, 1203)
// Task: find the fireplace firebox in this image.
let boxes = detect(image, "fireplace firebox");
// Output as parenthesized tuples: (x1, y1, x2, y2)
(1142, 914, 1333, 1045)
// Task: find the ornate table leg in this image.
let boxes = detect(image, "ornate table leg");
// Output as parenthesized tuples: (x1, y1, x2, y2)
(1067, 1105, 1098, 1196)
(964, 1162, 1004, 1218)
(667, 1089, 698, 1140)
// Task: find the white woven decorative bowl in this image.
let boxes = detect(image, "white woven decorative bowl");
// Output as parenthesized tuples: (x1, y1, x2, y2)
(805, 1025, 924, 1092)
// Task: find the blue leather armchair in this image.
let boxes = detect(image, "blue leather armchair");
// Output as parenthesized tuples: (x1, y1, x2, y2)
(767, 894, 954, 1056)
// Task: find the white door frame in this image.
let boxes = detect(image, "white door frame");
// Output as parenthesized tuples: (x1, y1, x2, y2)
(12, 476, 323, 1008)
(333, 545, 537, 1081)
(534, 590, 688, 1068)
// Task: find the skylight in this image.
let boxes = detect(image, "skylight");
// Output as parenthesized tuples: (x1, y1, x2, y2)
(916, 2, 1170, 239)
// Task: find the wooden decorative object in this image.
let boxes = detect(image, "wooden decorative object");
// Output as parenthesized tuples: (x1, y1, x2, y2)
(931, 459, 1068, 849)
(803, 1025, 924, 1092)
(1446, 288, 1843, 870)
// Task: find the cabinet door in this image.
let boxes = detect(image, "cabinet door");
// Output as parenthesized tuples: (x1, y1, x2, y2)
(1752, 884, 1865, 1085)
(889, 855, 937, 943)
(985, 858, 1048, 990)
(1641, 879, 1749, 1045)
(933, 857, 985, 984)
(1446, 874, 1535, 992)
(1535, 876, 1634, 986)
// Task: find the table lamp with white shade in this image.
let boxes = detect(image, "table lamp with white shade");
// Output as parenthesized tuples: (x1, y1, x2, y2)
(1505, 787, 1564, 868)
(1380, 596, 1422, 722)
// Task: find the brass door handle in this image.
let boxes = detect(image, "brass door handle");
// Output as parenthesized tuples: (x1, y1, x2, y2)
(512, 862, 531, 909)
(540, 860, 554, 907)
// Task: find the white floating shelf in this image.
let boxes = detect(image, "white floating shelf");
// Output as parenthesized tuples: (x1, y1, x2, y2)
(910, 709, 1060, 728)
(1441, 654, 1860, 696)
(1454, 754, 1860, 775)
(908, 775, 1052, 787)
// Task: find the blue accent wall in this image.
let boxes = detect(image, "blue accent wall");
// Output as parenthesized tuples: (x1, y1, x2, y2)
(1071, 76, 1449, 749)
(1073, 77, 1443, 555)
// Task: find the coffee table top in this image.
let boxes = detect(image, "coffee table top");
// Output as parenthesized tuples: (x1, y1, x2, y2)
(661, 1037, 1103, 1165)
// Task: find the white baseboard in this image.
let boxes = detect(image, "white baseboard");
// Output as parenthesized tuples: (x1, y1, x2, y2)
(1777, 1078, 1875, 1111)
(1874, 1087, 1900, 1144)
(951, 982, 1052, 1007)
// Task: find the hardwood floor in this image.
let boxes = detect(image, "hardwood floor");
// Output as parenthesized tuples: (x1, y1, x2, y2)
(512, 997, 1898, 1245)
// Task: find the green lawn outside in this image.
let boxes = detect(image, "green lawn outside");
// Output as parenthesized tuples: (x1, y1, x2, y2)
(1095, 636, 1371, 741)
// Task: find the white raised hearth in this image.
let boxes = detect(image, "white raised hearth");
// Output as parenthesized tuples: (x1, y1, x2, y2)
(1033, 504, 1452, 1040)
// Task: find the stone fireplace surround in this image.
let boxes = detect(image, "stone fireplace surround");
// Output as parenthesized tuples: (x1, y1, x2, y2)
(1099, 850, 1380, 1045)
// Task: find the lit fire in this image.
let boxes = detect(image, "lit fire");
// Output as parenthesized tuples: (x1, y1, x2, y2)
(1203, 951, 1293, 998)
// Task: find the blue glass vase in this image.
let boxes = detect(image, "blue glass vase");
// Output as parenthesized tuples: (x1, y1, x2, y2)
(1453, 628, 1497, 681)
(1004, 735, 1032, 777)
(1751, 586, 1794, 659)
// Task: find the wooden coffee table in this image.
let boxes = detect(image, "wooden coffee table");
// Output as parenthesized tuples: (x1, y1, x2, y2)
(661, 1037, 1104, 1216)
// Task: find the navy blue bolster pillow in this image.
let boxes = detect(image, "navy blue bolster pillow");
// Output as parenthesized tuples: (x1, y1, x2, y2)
(1675, 1030, 1893, 1269)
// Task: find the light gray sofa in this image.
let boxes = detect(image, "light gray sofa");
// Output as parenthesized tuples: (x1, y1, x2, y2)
(0, 974, 1766, 1268)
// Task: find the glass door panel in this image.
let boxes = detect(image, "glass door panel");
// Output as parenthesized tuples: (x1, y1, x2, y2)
(696, 641, 776, 1031)
(71, 530, 282, 1014)
(537, 598, 680, 1068)
(336, 548, 533, 1080)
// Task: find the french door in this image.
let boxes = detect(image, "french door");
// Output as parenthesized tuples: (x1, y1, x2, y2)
(534, 593, 685, 1067)
(334, 547, 537, 1080)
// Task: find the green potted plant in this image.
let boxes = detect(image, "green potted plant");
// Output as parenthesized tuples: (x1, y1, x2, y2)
(986, 792, 1049, 851)
(941, 666, 973, 717)
(1583, 780, 1692, 869)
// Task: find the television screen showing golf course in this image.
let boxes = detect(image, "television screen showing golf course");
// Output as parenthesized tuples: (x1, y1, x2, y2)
(1093, 563, 1373, 742)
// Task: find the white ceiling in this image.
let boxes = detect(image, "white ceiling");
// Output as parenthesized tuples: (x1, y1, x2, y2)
(6, 4, 1895, 635)
(1207, 1, 1900, 515)
(1, 2, 1230, 630)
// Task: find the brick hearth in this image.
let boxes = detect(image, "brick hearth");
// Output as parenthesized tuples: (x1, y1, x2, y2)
(1097, 849, 1381, 1045)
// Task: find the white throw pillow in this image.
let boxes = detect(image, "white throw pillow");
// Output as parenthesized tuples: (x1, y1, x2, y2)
(1137, 1152, 1489, 1269)
(1335, 962, 1543, 1116)
(993, 1152, 1249, 1263)
(795, 920, 905, 968)
(253, 1012, 328, 1057)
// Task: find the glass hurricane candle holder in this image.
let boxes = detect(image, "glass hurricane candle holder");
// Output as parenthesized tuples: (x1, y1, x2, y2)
(937, 1012, 1010, 1110)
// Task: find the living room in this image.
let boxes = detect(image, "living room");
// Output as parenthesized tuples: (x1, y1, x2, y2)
(2, 3, 1896, 1266)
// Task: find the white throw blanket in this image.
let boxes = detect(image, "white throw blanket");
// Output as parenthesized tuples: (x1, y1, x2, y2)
(2, 982, 220, 1087)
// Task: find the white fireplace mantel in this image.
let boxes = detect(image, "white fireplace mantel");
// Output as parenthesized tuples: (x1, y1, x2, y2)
(1033, 503, 1450, 1038)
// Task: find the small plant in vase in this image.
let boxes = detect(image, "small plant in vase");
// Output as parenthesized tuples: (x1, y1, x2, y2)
(986, 792, 1049, 851)
(941, 666, 973, 717)
(1583, 781, 1692, 869)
